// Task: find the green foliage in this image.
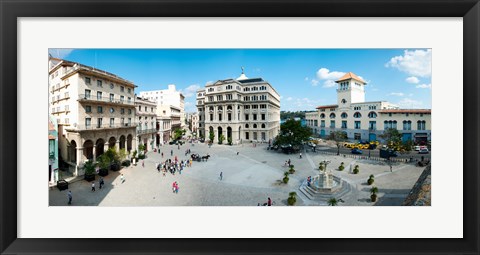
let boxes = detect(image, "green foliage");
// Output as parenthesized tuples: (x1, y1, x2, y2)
(289, 165, 295, 173)
(338, 162, 345, 171)
(288, 192, 297, 205)
(96, 154, 110, 170)
(283, 176, 289, 184)
(319, 162, 325, 171)
(367, 177, 374, 185)
(219, 134, 225, 144)
(138, 154, 146, 160)
(370, 186, 379, 195)
(280, 111, 307, 120)
(371, 193, 378, 202)
(83, 160, 96, 175)
(328, 198, 338, 206)
(138, 144, 145, 154)
(380, 128, 413, 153)
(173, 129, 184, 140)
(121, 160, 131, 167)
(273, 119, 312, 147)
(118, 148, 128, 162)
(328, 131, 348, 155)
(227, 137, 232, 145)
(353, 165, 359, 174)
(369, 174, 374, 179)
(132, 150, 137, 159)
(209, 130, 215, 143)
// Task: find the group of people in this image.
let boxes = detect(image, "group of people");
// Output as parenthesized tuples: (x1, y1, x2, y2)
(172, 181, 179, 194)
(284, 159, 292, 167)
(156, 156, 193, 177)
(257, 197, 273, 206)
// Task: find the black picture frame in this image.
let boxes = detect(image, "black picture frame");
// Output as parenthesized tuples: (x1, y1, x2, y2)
(1, 0, 479, 254)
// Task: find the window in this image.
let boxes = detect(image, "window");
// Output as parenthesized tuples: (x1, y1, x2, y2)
(341, 112, 348, 119)
(354, 121, 361, 129)
(210, 114, 213, 121)
(259, 95, 267, 100)
(261, 123, 266, 128)
(85, 118, 91, 128)
(253, 124, 257, 128)
(208, 88, 214, 92)
(64, 118, 69, 124)
(226, 85, 233, 90)
(85, 89, 91, 99)
(417, 121, 426, 130)
(354, 112, 362, 118)
(110, 118, 115, 127)
(368, 112, 377, 118)
(120, 86, 125, 92)
(354, 106, 362, 110)
(120, 95, 125, 102)
(97, 106, 103, 113)
(260, 104, 267, 109)
(244, 105, 250, 109)
(321, 120, 325, 127)
(330, 120, 335, 128)
(51, 107, 55, 113)
(216, 95, 223, 101)
(151, 107, 153, 112)
(320, 113, 325, 119)
(245, 132, 249, 139)
(209, 106, 214, 112)
(128, 97, 131, 103)
(86, 106, 92, 113)
(128, 88, 131, 94)
(121, 108, 125, 114)
(97, 118, 103, 128)
(209, 96, 214, 102)
(245, 114, 249, 121)
(109, 107, 114, 113)
(226, 94, 233, 100)
(261, 114, 266, 120)
(109, 93, 114, 102)
(341, 121, 347, 129)
(403, 120, 412, 130)
(138, 106, 141, 111)
(253, 114, 257, 121)
(97, 80, 103, 87)
(85, 77, 91, 84)
(369, 121, 376, 130)
(329, 113, 336, 118)
(227, 105, 233, 110)
(121, 118, 125, 125)
(97, 91, 102, 100)
(341, 99, 347, 104)
(245, 124, 249, 128)
(110, 83, 114, 89)
(65, 105, 69, 112)
(64, 92, 69, 98)
(128, 109, 132, 115)
(128, 118, 132, 125)
(218, 114, 222, 121)
(218, 106, 223, 111)
(228, 113, 232, 121)
(252, 105, 258, 109)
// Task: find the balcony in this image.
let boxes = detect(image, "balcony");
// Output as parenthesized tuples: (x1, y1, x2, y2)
(78, 94, 134, 107)
(137, 128, 158, 135)
(69, 122, 138, 131)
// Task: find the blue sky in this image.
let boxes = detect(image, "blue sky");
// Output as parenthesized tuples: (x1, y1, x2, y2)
(49, 49, 432, 113)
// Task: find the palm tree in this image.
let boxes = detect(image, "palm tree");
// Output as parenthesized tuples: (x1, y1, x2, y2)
(370, 186, 379, 202)
(288, 192, 297, 205)
(328, 198, 338, 206)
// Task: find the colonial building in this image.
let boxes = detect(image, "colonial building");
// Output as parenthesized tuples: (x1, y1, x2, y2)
(139, 84, 185, 129)
(48, 116, 59, 185)
(49, 57, 137, 176)
(135, 97, 157, 151)
(196, 70, 281, 144)
(305, 72, 431, 143)
(188, 112, 199, 136)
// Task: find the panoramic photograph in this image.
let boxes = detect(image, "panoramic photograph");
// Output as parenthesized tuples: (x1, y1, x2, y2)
(48, 49, 431, 206)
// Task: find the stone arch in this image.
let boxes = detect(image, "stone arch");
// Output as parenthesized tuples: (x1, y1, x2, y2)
(95, 138, 105, 157)
(217, 126, 223, 142)
(127, 134, 133, 152)
(227, 126, 232, 142)
(108, 136, 116, 149)
(83, 140, 94, 160)
(69, 140, 77, 163)
(261, 123, 266, 129)
(119, 135, 126, 150)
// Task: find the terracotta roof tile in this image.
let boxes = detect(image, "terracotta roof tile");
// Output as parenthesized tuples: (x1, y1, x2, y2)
(379, 109, 431, 114)
(316, 105, 338, 109)
(335, 72, 365, 83)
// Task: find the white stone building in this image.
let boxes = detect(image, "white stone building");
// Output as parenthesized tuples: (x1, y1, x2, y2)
(196, 70, 281, 144)
(305, 72, 431, 143)
(49, 57, 137, 176)
(139, 84, 185, 130)
(135, 97, 157, 151)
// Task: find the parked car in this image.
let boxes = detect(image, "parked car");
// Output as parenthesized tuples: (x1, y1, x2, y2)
(418, 148, 429, 154)
(351, 148, 363, 154)
(307, 142, 316, 147)
(414, 145, 421, 151)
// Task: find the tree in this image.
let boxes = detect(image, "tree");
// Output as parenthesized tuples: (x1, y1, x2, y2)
(328, 198, 338, 206)
(219, 134, 225, 144)
(288, 192, 297, 205)
(173, 129, 184, 140)
(380, 128, 414, 154)
(370, 186, 379, 202)
(209, 130, 215, 143)
(328, 131, 348, 155)
(273, 119, 312, 147)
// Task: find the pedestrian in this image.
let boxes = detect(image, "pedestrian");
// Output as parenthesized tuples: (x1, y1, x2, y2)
(171, 150, 173, 156)
(161, 152, 164, 158)
(267, 197, 272, 206)
(67, 190, 72, 205)
(158, 148, 160, 154)
(99, 177, 104, 189)
(390, 165, 393, 172)
(157, 163, 161, 173)
(299, 153, 302, 159)
(142, 160, 144, 168)
(91, 182, 95, 192)
(220, 171, 223, 180)
(288, 159, 291, 166)
(172, 181, 177, 193)
(178, 144, 180, 150)
(284, 161, 288, 167)
(237, 151, 239, 155)
(175, 181, 179, 194)
(120, 174, 125, 183)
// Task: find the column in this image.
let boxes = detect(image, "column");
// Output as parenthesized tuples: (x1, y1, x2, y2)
(75, 147, 84, 177)
(93, 146, 97, 162)
(104, 142, 109, 154)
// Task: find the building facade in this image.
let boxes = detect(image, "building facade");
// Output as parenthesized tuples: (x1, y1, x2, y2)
(138, 84, 185, 129)
(188, 112, 199, 136)
(48, 116, 59, 185)
(135, 97, 157, 151)
(49, 58, 137, 176)
(196, 70, 281, 144)
(305, 72, 431, 143)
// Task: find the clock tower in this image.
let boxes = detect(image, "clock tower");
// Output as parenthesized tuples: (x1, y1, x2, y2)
(336, 72, 366, 110)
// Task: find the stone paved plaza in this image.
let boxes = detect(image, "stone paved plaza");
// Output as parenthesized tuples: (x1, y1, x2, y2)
(49, 142, 426, 206)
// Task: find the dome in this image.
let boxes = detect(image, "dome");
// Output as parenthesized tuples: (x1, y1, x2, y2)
(236, 67, 248, 80)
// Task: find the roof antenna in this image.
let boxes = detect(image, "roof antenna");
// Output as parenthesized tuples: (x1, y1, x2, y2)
(241, 66, 244, 74)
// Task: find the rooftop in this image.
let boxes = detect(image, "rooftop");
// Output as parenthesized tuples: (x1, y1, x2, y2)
(316, 105, 338, 109)
(335, 72, 366, 83)
(379, 109, 431, 114)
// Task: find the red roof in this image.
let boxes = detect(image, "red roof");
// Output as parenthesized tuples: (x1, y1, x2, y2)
(379, 109, 431, 114)
(335, 72, 366, 83)
(316, 105, 338, 109)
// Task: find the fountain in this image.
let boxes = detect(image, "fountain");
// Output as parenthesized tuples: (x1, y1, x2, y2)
(300, 161, 352, 201)
(310, 168, 342, 193)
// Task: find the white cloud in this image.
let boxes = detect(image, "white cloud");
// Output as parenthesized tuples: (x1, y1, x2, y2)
(315, 68, 345, 88)
(405, 76, 420, 84)
(48, 49, 74, 59)
(322, 80, 337, 88)
(184, 101, 197, 113)
(310, 79, 319, 86)
(286, 97, 293, 101)
(396, 98, 424, 109)
(416, 83, 431, 89)
(304, 77, 309, 81)
(388, 92, 404, 97)
(316, 68, 345, 80)
(180, 84, 201, 98)
(385, 49, 432, 77)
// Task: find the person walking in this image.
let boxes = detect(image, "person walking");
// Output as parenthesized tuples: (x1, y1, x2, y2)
(99, 177, 104, 189)
(288, 159, 291, 166)
(175, 181, 179, 194)
(91, 182, 95, 192)
(142, 160, 145, 168)
(171, 150, 173, 156)
(67, 190, 72, 205)
(120, 174, 125, 183)
(299, 153, 302, 159)
(161, 152, 164, 158)
(172, 181, 177, 193)
(220, 171, 223, 181)
(267, 197, 272, 206)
